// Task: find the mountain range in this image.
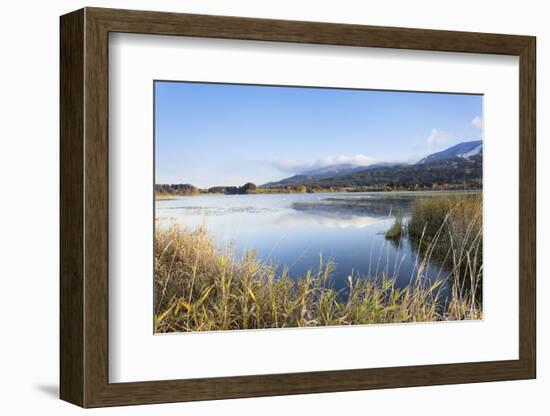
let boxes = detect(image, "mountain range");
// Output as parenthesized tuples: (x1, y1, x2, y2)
(262, 140, 482, 189)
(417, 140, 483, 164)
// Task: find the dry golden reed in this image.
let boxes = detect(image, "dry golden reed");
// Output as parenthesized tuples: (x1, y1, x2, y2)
(154, 196, 482, 332)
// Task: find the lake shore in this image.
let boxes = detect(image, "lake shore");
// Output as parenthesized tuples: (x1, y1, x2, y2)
(155, 188, 482, 200)
(154, 195, 482, 332)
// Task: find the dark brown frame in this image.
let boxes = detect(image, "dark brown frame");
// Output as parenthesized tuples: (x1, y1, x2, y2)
(60, 7, 536, 408)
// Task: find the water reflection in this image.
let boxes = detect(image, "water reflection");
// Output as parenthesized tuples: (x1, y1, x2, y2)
(274, 211, 384, 228)
(155, 192, 456, 295)
(292, 195, 415, 218)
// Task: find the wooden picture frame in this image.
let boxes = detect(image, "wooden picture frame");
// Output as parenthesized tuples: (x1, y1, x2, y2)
(60, 7, 536, 408)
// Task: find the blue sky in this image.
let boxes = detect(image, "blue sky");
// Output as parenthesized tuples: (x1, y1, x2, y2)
(155, 81, 482, 188)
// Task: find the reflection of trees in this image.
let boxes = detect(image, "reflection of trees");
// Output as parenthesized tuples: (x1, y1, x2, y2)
(292, 196, 415, 218)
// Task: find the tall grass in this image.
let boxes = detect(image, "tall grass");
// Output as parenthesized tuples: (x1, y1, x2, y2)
(154, 196, 483, 332)
(385, 210, 403, 240)
(409, 196, 482, 243)
(408, 195, 482, 287)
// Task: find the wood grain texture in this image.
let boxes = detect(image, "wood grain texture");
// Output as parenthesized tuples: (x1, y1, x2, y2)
(59, 8, 84, 406)
(83, 10, 110, 406)
(518, 38, 536, 376)
(59, 7, 537, 408)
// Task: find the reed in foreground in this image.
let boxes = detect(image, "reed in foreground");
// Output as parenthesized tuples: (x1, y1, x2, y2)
(154, 208, 482, 332)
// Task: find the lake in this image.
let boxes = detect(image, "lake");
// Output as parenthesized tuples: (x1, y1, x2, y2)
(155, 191, 472, 296)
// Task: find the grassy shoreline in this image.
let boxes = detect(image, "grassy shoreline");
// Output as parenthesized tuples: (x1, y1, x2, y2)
(155, 188, 482, 199)
(154, 195, 482, 332)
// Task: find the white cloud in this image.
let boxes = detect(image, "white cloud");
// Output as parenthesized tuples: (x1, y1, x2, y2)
(268, 154, 379, 174)
(426, 128, 449, 146)
(471, 115, 483, 129)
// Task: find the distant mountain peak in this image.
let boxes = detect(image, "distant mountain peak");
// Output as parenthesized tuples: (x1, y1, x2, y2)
(417, 140, 482, 165)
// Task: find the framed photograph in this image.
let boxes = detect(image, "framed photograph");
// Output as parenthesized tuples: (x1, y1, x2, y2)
(60, 7, 536, 407)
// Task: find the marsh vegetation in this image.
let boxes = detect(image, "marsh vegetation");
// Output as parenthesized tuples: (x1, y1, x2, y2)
(154, 193, 482, 332)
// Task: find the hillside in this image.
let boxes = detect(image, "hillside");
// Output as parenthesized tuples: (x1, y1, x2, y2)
(262, 141, 482, 189)
(417, 140, 482, 164)
(156, 141, 483, 195)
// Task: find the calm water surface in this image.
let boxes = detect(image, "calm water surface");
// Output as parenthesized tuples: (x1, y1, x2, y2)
(156, 191, 468, 294)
